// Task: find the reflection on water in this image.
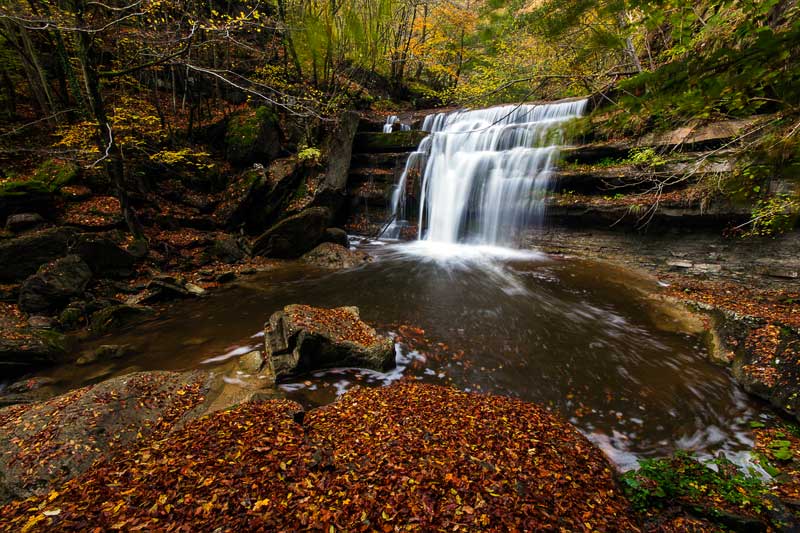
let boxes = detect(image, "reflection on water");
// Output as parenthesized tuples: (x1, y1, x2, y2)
(38, 240, 770, 470)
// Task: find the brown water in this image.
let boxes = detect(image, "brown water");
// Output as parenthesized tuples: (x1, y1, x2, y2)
(36, 240, 770, 470)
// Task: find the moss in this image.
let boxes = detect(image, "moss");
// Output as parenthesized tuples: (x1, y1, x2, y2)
(0, 180, 51, 197)
(32, 159, 79, 190)
(225, 106, 279, 162)
(32, 329, 74, 356)
(0, 159, 78, 199)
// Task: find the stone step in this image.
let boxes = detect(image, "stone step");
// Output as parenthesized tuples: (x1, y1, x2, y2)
(353, 131, 428, 153)
(348, 167, 397, 185)
(350, 152, 410, 169)
(545, 197, 750, 229)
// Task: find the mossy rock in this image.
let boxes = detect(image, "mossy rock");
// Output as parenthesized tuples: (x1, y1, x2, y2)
(225, 106, 282, 166)
(90, 304, 155, 335)
(31, 159, 79, 191)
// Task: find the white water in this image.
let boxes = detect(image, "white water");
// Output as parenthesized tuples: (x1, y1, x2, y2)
(382, 115, 410, 133)
(382, 99, 588, 245)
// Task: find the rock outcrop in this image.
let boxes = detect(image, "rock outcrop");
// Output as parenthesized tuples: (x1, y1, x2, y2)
(0, 227, 78, 282)
(252, 206, 331, 258)
(301, 242, 371, 269)
(0, 370, 209, 504)
(18, 255, 92, 314)
(264, 304, 394, 376)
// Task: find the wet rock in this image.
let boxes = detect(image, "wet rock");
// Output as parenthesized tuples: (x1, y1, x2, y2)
(89, 304, 155, 334)
(0, 226, 78, 282)
(321, 227, 349, 248)
(58, 304, 86, 330)
(76, 344, 133, 366)
(210, 234, 247, 263)
(667, 260, 693, 269)
(0, 370, 210, 504)
(215, 271, 237, 283)
(18, 255, 92, 314)
(4, 213, 45, 233)
(301, 242, 371, 270)
(71, 234, 137, 277)
(127, 276, 207, 305)
(27, 315, 56, 329)
(264, 304, 394, 377)
(0, 328, 73, 370)
(252, 207, 331, 258)
(0, 376, 59, 407)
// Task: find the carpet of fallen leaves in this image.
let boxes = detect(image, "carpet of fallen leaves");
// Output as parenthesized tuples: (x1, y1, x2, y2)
(0, 302, 28, 332)
(288, 305, 383, 347)
(60, 196, 122, 229)
(0, 382, 639, 532)
(551, 188, 703, 209)
(0, 371, 207, 509)
(663, 278, 800, 328)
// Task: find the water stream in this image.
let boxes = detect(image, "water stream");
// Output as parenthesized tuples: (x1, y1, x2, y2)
(18, 101, 773, 472)
(42, 241, 770, 471)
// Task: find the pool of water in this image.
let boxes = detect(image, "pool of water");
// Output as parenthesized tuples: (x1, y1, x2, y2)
(40, 239, 770, 470)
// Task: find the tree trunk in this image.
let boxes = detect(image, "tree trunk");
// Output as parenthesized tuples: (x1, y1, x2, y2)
(74, 4, 143, 239)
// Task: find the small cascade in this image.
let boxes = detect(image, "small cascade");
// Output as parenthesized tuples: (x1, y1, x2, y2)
(382, 99, 588, 246)
(382, 115, 411, 133)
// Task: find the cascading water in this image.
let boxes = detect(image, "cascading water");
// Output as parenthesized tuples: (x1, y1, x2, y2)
(382, 115, 410, 133)
(382, 99, 588, 246)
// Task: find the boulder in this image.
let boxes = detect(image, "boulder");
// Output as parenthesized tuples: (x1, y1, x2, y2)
(301, 242, 371, 269)
(213, 159, 306, 232)
(128, 276, 206, 304)
(209, 234, 247, 263)
(89, 304, 155, 334)
(321, 227, 349, 248)
(252, 207, 331, 258)
(0, 226, 78, 282)
(76, 344, 133, 366)
(311, 111, 360, 214)
(224, 106, 282, 167)
(4, 213, 45, 233)
(0, 328, 73, 370)
(0, 370, 209, 504)
(18, 255, 92, 314)
(263, 304, 394, 377)
(70, 234, 137, 277)
(0, 376, 59, 408)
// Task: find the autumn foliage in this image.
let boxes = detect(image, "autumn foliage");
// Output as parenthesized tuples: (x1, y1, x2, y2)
(1, 382, 638, 532)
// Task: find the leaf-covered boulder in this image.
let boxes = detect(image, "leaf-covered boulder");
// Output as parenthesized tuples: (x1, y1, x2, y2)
(264, 304, 394, 377)
(301, 242, 370, 270)
(18, 255, 92, 314)
(0, 328, 73, 372)
(0, 370, 208, 505)
(0, 383, 639, 531)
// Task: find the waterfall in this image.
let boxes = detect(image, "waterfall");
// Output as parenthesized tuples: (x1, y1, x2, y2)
(382, 99, 587, 246)
(383, 115, 412, 133)
(383, 115, 399, 133)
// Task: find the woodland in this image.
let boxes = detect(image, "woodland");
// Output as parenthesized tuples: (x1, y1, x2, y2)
(1, 1, 800, 531)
